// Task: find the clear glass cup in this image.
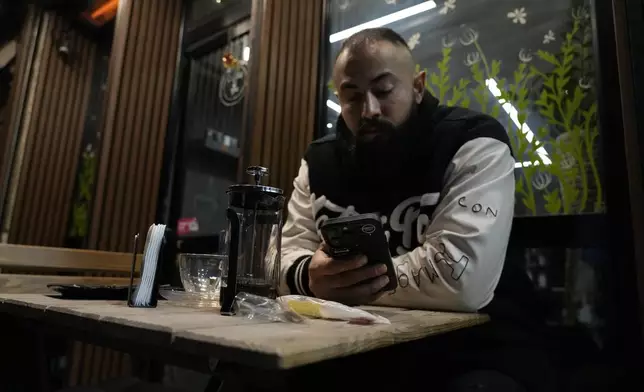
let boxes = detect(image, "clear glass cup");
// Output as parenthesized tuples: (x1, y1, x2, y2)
(178, 253, 227, 298)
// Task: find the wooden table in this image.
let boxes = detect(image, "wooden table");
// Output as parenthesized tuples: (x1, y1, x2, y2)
(0, 294, 488, 391)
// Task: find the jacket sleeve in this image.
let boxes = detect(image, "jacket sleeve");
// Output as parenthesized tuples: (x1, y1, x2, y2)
(373, 136, 515, 312)
(278, 159, 320, 296)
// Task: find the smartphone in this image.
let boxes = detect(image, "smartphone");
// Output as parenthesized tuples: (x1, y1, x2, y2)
(320, 213, 398, 292)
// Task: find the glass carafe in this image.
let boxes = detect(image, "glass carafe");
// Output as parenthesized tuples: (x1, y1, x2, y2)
(220, 166, 284, 315)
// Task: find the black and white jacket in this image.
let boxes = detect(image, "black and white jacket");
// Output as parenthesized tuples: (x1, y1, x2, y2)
(279, 93, 516, 313)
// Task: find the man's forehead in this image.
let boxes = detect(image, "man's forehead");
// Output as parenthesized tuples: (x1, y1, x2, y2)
(334, 40, 406, 78)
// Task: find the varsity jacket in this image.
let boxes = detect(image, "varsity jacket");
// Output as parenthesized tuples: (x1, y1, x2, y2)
(279, 92, 516, 313)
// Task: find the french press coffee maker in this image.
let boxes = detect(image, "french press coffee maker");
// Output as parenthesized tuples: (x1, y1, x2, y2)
(220, 166, 285, 315)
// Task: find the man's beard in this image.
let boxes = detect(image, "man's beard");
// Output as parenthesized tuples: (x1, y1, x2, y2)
(350, 101, 419, 177)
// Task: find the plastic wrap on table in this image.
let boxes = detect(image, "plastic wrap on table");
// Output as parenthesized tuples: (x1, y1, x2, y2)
(233, 292, 305, 323)
(278, 295, 391, 325)
(233, 293, 391, 325)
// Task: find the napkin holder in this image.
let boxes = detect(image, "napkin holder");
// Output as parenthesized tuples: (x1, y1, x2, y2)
(127, 228, 168, 308)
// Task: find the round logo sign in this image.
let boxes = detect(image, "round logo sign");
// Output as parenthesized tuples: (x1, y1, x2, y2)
(219, 64, 248, 107)
(361, 224, 376, 234)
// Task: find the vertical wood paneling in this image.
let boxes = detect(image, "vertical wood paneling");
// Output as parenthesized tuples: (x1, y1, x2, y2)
(89, 0, 132, 251)
(1, 1, 181, 386)
(245, 0, 323, 197)
(7, 13, 96, 247)
(0, 6, 38, 200)
(89, 0, 182, 252)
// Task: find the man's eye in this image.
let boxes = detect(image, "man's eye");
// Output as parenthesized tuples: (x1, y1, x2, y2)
(374, 89, 392, 98)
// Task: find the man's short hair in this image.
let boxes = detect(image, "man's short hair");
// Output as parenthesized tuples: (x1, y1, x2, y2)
(336, 27, 411, 59)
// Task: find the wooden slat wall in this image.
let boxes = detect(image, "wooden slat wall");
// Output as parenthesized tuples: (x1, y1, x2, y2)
(89, 0, 182, 252)
(0, 7, 33, 187)
(244, 0, 324, 196)
(0, 6, 39, 238)
(5, 13, 96, 247)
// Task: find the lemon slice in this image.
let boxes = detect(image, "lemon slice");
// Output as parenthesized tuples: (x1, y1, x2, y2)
(286, 300, 323, 318)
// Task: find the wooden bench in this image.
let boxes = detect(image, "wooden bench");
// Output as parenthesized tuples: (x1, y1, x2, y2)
(0, 243, 142, 273)
(0, 243, 142, 293)
(0, 243, 145, 388)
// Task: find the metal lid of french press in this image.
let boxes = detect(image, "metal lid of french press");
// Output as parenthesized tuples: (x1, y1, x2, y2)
(227, 166, 284, 210)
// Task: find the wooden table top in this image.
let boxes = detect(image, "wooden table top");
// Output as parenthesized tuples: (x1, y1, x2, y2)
(0, 293, 488, 370)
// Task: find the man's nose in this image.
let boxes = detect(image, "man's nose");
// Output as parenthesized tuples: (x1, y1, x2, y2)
(361, 92, 381, 118)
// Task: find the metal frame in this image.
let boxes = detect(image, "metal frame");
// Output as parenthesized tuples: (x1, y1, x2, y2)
(237, 0, 265, 180)
(508, 214, 608, 249)
(183, 0, 252, 47)
(590, 0, 643, 360)
(313, 0, 330, 141)
(154, 3, 187, 285)
(625, 0, 644, 165)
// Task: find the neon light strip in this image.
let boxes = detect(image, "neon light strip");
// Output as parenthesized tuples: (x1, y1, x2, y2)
(326, 100, 341, 113)
(485, 79, 551, 167)
(329, 1, 437, 43)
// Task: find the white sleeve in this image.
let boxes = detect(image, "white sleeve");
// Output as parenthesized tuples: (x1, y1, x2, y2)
(278, 160, 321, 295)
(373, 137, 515, 312)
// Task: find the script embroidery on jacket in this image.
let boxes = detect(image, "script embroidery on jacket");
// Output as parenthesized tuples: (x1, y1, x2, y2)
(310, 192, 441, 255)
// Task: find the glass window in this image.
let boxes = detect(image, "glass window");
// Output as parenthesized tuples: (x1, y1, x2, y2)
(320, 0, 603, 217)
(317, 0, 638, 367)
(187, 0, 228, 26)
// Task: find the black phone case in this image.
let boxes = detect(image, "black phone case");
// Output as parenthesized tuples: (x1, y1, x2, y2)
(320, 213, 398, 292)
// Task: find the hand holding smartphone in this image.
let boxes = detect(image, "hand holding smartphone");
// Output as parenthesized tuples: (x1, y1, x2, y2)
(320, 213, 398, 292)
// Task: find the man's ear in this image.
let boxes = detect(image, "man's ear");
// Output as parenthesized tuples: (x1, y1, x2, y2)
(413, 70, 426, 103)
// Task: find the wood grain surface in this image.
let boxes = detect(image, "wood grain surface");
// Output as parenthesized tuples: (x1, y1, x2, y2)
(0, 294, 488, 370)
(0, 244, 142, 273)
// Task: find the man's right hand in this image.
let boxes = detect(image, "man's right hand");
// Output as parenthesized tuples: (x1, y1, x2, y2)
(307, 245, 390, 305)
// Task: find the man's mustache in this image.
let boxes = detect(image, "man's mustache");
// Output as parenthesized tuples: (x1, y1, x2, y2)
(357, 118, 395, 136)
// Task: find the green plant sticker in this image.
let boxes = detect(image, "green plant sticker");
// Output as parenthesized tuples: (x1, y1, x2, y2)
(324, 6, 601, 215)
(418, 14, 602, 215)
(69, 144, 97, 239)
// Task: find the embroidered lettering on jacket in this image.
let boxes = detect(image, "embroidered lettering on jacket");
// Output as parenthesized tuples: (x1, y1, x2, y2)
(311, 192, 440, 255)
(434, 243, 469, 281)
(389, 254, 439, 296)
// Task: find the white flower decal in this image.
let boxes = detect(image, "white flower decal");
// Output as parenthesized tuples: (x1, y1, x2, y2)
(518, 48, 533, 63)
(578, 77, 593, 90)
(532, 171, 552, 191)
(385, 0, 396, 4)
(464, 52, 481, 66)
(572, 6, 590, 21)
(508, 7, 527, 24)
(560, 152, 577, 170)
(84, 143, 95, 158)
(407, 33, 421, 50)
(441, 35, 456, 48)
(338, 0, 350, 10)
(459, 27, 479, 46)
(439, 0, 456, 15)
(543, 30, 556, 44)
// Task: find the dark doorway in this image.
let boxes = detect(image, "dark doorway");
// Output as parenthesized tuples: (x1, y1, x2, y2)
(158, 0, 253, 284)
